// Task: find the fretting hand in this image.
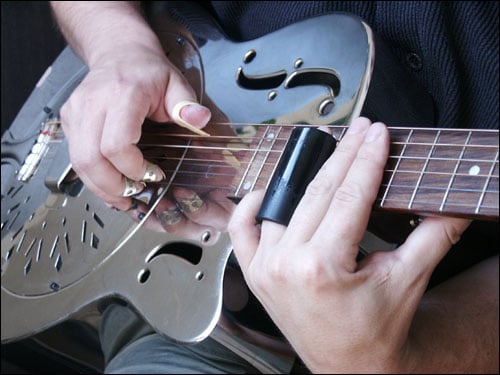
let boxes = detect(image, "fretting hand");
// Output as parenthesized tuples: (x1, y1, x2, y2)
(229, 117, 471, 373)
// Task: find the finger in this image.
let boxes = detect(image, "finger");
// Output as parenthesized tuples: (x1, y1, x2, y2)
(312, 122, 389, 269)
(154, 195, 222, 245)
(228, 190, 266, 272)
(100, 91, 165, 183)
(283, 117, 372, 243)
(155, 197, 186, 227)
(122, 199, 166, 232)
(172, 188, 234, 231)
(398, 216, 471, 278)
(163, 70, 211, 132)
(65, 108, 144, 209)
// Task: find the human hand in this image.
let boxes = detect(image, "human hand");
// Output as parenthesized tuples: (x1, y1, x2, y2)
(60, 38, 210, 211)
(120, 123, 241, 244)
(228, 117, 471, 373)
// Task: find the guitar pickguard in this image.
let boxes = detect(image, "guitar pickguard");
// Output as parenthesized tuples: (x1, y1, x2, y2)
(1, 6, 374, 344)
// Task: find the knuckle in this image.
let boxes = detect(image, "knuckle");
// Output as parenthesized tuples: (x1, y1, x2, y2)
(297, 257, 329, 285)
(443, 218, 469, 246)
(100, 139, 125, 159)
(305, 174, 334, 196)
(71, 154, 96, 174)
(333, 183, 363, 205)
(357, 147, 386, 168)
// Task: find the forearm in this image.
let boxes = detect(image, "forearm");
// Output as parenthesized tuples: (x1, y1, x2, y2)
(49, 1, 161, 67)
(404, 255, 499, 373)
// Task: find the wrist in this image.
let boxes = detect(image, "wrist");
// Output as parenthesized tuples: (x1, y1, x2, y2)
(51, 1, 162, 67)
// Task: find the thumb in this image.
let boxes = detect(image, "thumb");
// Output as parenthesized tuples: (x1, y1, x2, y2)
(398, 216, 471, 279)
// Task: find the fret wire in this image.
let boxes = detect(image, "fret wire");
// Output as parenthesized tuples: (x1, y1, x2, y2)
(250, 126, 283, 192)
(234, 126, 271, 196)
(338, 126, 349, 140)
(439, 131, 472, 213)
(408, 130, 441, 210)
(380, 129, 413, 207)
(475, 150, 499, 214)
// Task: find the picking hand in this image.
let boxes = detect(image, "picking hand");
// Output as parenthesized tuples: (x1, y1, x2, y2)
(60, 40, 211, 211)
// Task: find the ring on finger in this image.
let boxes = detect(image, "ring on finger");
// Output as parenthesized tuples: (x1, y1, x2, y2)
(142, 161, 166, 183)
(122, 177, 144, 197)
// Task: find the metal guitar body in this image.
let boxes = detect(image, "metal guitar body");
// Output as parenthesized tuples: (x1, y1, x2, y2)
(1, 5, 374, 344)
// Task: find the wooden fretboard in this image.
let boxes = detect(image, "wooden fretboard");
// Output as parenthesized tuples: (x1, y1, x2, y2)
(140, 123, 499, 221)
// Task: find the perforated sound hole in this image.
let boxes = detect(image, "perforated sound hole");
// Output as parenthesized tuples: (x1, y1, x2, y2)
(1, 191, 132, 296)
(1, 164, 48, 241)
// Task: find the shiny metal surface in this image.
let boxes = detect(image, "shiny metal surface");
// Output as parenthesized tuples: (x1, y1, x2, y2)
(1, 6, 374, 345)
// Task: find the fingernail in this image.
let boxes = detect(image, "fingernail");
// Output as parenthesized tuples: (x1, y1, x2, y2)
(172, 100, 211, 136)
(364, 123, 384, 143)
(179, 102, 211, 128)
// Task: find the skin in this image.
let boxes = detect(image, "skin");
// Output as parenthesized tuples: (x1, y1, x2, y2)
(229, 117, 499, 373)
(50, 1, 211, 211)
(50, 2, 499, 373)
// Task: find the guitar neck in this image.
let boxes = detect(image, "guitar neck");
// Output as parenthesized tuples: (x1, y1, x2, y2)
(377, 127, 499, 220)
(227, 125, 499, 221)
(140, 123, 499, 221)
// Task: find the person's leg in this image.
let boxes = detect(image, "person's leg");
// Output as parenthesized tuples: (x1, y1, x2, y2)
(99, 303, 263, 374)
(409, 255, 499, 373)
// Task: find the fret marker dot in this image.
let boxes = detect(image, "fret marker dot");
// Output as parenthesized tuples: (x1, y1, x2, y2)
(468, 165, 480, 175)
(266, 133, 275, 141)
(243, 181, 252, 190)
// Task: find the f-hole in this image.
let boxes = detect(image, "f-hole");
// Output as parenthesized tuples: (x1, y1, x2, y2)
(147, 242, 202, 265)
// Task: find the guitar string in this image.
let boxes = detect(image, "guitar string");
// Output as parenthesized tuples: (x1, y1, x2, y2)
(139, 136, 500, 149)
(151, 173, 499, 195)
(147, 182, 499, 210)
(146, 147, 498, 169)
(138, 125, 499, 211)
(44, 125, 499, 207)
(47, 120, 500, 145)
(150, 157, 499, 180)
